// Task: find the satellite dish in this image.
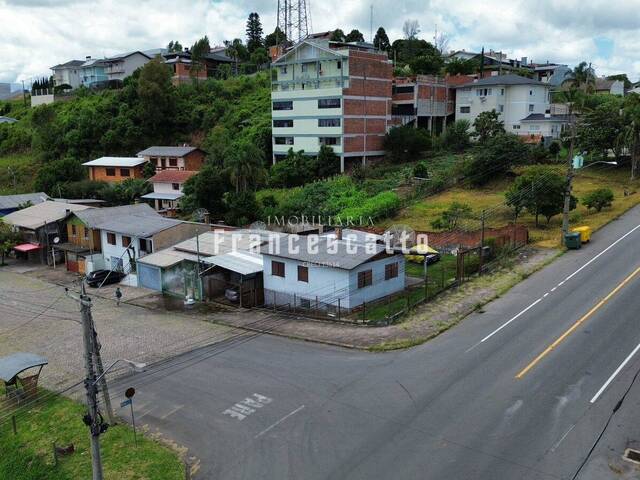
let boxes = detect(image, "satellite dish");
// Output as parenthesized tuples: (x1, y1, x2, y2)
(192, 208, 209, 222)
(53, 237, 60, 244)
(249, 221, 267, 231)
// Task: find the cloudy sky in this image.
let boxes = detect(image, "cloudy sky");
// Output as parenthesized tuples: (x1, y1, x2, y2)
(1, 0, 640, 85)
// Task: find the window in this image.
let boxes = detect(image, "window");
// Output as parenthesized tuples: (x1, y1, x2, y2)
(393, 85, 414, 94)
(475, 88, 492, 96)
(300, 298, 311, 308)
(498, 104, 504, 113)
(106, 168, 116, 176)
(529, 104, 534, 112)
(279, 66, 287, 74)
(319, 137, 340, 146)
(171, 183, 180, 191)
(71, 224, 77, 236)
(272, 260, 285, 277)
(83, 227, 89, 241)
(273, 101, 293, 111)
(318, 118, 341, 127)
(512, 124, 521, 130)
(500, 88, 505, 96)
(139, 238, 152, 253)
(120, 168, 130, 177)
(273, 119, 293, 128)
(358, 269, 373, 288)
(301, 63, 309, 72)
(336, 61, 342, 69)
(169, 158, 177, 167)
(298, 265, 308, 282)
(460, 106, 470, 114)
(529, 125, 540, 131)
(529, 90, 534, 96)
(106, 232, 116, 245)
(318, 98, 341, 109)
(122, 236, 131, 247)
(385, 262, 399, 280)
(274, 137, 294, 145)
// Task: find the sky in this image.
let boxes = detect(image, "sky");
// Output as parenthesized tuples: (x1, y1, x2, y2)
(1, 0, 640, 85)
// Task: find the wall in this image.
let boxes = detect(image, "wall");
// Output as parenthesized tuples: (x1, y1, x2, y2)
(100, 230, 143, 272)
(347, 256, 406, 308)
(66, 217, 101, 251)
(183, 150, 206, 170)
(107, 53, 150, 81)
(138, 262, 162, 291)
(31, 94, 55, 107)
(152, 222, 209, 251)
(88, 165, 145, 182)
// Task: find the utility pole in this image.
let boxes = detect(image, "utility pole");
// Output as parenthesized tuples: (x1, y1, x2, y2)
(92, 327, 115, 425)
(21, 80, 26, 107)
(561, 113, 577, 243)
(479, 210, 486, 275)
(77, 284, 104, 480)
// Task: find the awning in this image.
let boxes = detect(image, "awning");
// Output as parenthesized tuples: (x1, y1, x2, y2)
(202, 251, 264, 276)
(141, 192, 183, 201)
(13, 243, 42, 253)
(0, 352, 48, 382)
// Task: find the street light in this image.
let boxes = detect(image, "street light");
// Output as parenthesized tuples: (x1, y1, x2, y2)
(92, 359, 146, 386)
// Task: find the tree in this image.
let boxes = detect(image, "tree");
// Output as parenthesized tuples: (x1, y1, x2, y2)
(617, 93, 640, 180)
(224, 140, 266, 192)
(444, 57, 478, 75)
(265, 27, 287, 47)
(442, 120, 471, 153)
(409, 52, 444, 75)
(35, 157, 86, 193)
(607, 74, 632, 89)
(329, 29, 346, 42)
(269, 149, 313, 187)
(224, 190, 260, 226)
(465, 133, 531, 186)
(582, 188, 614, 212)
(167, 40, 183, 53)
(345, 29, 365, 43)
(190, 35, 211, 80)
(577, 98, 625, 161)
(0, 220, 20, 266)
(315, 145, 340, 178)
(101, 178, 152, 206)
(430, 202, 472, 230)
(224, 38, 249, 63)
(391, 38, 442, 73)
(402, 20, 420, 40)
(549, 141, 561, 160)
(137, 57, 175, 140)
(180, 164, 230, 216)
(472, 110, 505, 143)
(563, 61, 595, 92)
(250, 47, 269, 69)
(373, 27, 390, 51)
(142, 161, 156, 178)
(384, 126, 431, 162)
(246, 12, 264, 53)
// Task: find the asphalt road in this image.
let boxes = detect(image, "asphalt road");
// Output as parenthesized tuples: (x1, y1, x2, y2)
(110, 206, 640, 479)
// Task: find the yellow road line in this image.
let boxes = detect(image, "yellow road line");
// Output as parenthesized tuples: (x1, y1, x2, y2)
(516, 265, 640, 379)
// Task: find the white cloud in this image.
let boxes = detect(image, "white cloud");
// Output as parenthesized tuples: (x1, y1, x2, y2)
(1, 0, 639, 83)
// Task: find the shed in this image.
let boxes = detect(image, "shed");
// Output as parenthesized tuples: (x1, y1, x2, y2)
(0, 352, 48, 400)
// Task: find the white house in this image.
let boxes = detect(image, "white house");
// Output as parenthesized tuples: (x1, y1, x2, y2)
(519, 113, 574, 140)
(261, 234, 405, 311)
(141, 170, 196, 213)
(455, 74, 552, 133)
(104, 51, 151, 83)
(51, 60, 84, 89)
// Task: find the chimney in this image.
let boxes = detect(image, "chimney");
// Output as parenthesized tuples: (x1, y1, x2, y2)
(335, 227, 342, 240)
(86, 56, 91, 60)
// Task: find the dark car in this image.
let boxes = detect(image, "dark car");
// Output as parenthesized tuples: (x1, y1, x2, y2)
(85, 269, 126, 288)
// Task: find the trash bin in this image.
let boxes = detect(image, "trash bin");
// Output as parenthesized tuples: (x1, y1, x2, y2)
(571, 226, 592, 243)
(564, 232, 582, 249)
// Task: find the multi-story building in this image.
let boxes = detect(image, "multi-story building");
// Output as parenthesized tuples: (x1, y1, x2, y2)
(136, 146, 206, 171)
(51, 60, 84, 89)
(104, 51, 151, 83)
(79, 57, 108, 87)
(454, 74, 553, 133)
(271, 38, 393, 171)
(83, 157, 148, 182)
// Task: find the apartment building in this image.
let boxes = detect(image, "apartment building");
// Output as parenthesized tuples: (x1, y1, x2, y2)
(51, 60, 84, 89)
(104, 51, 151, 83)
(271, 39, 393, 171)
(454, 74, 553, 133)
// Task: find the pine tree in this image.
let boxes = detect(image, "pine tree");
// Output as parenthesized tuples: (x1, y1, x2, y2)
(265, 26, 286, 47)
(373, 27, 390, 51)
(246, 12, 264, 53)
(345, 29, 365, 43)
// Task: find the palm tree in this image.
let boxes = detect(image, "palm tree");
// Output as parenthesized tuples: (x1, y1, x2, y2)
(563, 61, 595, 93)
(617, 95, 640, 180)
(225, 142, 266, 193)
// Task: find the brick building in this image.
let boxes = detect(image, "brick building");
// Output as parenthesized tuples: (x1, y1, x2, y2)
(271, 38, 393, 171)
(136, 146, 206, 172)
(82, 157, 147, 183)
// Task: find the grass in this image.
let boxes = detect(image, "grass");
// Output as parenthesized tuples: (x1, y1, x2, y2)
(0, 387, 184, 480)
(0, 152, 39, 194)
(381, 164, 640, 248)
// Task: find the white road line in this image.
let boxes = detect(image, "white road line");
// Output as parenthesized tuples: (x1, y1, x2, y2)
(550, 423, 576, 452)
(467, 223, 640, 352)
(590, 342, 640, 404)
(254, 405, 305, 439)
(543, 293, 549, 298)
(160, 404, 184, 420)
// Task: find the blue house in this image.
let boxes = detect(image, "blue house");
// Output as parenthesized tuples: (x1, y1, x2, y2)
(80, 57, 108, 87)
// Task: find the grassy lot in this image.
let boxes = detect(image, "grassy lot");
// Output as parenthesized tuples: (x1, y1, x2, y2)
(0, 152, 39, 194)
(381, 164, 640, 248)
(0, 387, 183, 480)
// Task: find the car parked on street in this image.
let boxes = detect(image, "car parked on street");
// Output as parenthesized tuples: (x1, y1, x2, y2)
(85, 269, 126, 288)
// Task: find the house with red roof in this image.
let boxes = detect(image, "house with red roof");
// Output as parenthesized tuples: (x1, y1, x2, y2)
(141, 170, 197, 214)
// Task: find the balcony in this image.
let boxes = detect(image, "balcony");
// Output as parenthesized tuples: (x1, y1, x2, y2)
(272, 75, 347, 92)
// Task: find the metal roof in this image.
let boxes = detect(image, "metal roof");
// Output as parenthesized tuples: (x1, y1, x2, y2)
(3, 201, 92, 230)
(261, 235, 390, 270)
(136, 146, 201, 157)
(0, 352, 47, 382)
(51, 59, 84, 69)
(0, 192, 50, 210)
(141, 192, 184, 201)
(73, 203, 159, 228)
(456, 74, 546, 88)
(82, 157, 147, 167)
(202, 250, 264, 275)
(137, 249, 201, 268)
(0, 116, 18, 124)
(520, 113, 574, 122)
(98, 215, 183, 238)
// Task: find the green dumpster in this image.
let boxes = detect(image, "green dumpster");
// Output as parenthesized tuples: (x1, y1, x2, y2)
(564, 232, 582, 249)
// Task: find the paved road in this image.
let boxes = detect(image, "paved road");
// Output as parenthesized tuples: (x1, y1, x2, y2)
(111, 206, 640, 479)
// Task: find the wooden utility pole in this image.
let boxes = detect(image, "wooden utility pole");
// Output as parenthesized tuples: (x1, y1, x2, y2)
(92, 328, 115, 425)
(562, 111, 577, 242)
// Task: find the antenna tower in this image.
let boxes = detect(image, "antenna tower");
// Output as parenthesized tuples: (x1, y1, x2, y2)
(277, 0, 310, 43)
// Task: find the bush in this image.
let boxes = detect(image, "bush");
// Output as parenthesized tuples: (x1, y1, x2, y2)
(582, 188, 614, 212)
(34, 157, 86, 193)
(338, 191, 401, 222)
(464, 133, 532, 186)
(413, 161, 429, 178)
(442, 120, 471, 152)
(384, 126, 431, 162)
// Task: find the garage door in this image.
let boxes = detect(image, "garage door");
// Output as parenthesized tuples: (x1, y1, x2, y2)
(138, 263, 162, 291)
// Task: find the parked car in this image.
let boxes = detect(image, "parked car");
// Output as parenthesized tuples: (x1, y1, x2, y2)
(85, 270, 126, 288)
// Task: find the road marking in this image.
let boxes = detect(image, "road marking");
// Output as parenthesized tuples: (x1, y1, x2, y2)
(222, 393, 273, 421)
(550, 423, 576, 452)
(590, 342, 640, 403)
(254, 405, 305, 439)
(160, 404, 184, 420)
(467, 223, 640, 352)
(516, 266, 640, 379)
